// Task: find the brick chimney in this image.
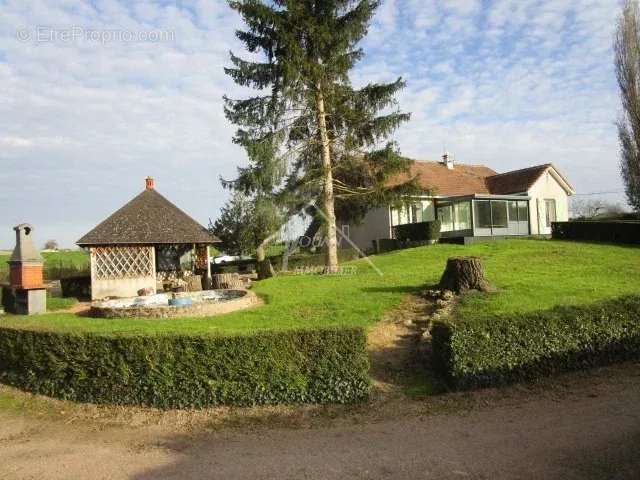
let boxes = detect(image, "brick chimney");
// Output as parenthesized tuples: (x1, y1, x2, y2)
(8, 224, 44, 289)
(145, 176, 155, 190)
(442, 151, 454, 170)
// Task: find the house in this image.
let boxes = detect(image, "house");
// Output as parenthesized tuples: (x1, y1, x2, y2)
(77, 177, 219, 300)
(344, 154, 575, 251)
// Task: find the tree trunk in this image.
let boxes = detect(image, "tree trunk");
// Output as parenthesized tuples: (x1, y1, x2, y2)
(257, 259, 274, 280)
(438, 256, 492, 294)
(255, 244, 274, 280)
(315, 84, 339, 273)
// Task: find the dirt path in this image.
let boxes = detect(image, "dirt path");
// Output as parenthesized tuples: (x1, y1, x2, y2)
(2, 360, 639, 480)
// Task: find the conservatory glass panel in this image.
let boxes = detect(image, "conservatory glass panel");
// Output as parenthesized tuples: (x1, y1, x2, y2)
(491, 201, 508, 228)
(474, 200, 492, 228)
(454, 202, 471, 230)
(438, 205, 453, 232)
(508, 201, 519, 222)
(518, 201, 529, 221)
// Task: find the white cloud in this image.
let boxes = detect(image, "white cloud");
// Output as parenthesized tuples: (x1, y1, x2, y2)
(0, 0, 627, 247)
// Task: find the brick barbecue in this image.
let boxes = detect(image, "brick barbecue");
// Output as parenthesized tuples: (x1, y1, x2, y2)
(1, 224, 47, 314)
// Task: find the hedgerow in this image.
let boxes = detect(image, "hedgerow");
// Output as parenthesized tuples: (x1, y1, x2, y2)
(431, 295, 640, 389)
(0, 326, 369, 408)
(552, 220, 640, 244)
(393, 220, 441, 242)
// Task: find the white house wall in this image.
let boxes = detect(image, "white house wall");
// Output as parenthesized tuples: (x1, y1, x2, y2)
(344, 206, 392, 252)
(527, 169, 570, 235)
(344, 199, 435, 252)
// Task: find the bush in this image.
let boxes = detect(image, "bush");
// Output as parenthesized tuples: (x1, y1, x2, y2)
(0, 326, 370, 408)
(393, 220, 441, 242)
(552, 221, 640, 244)
(427, 219, 442, 241)
(431, 296, 640, 389)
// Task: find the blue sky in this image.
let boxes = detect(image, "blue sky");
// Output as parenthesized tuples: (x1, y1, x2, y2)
(0, 0, 622, 248)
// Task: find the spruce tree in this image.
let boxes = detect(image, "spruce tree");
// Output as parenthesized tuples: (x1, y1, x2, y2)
(225, 0, 414, 270)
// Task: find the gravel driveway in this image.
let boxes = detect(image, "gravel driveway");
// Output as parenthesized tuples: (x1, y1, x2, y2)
(1, 362, 639, 479)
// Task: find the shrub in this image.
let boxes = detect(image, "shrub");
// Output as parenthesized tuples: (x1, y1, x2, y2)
(427, 219, 442, 241)
(431, 295, 640, 389)
(552, 221, 640, 244)
(393, 220, 441, 242)
(0, 326, 370, 408)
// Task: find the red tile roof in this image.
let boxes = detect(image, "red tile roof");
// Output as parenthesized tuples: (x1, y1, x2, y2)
(389, 160, 573, 197)
(485, 164, 551, 194)
(388, 160, 497, 196)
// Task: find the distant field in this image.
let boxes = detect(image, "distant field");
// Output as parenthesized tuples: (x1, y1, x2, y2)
(2, 239, 639, 336)
(0, 250, 89, 282)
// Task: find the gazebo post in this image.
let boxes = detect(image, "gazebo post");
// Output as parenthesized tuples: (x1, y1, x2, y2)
(206, 245, 212, 289)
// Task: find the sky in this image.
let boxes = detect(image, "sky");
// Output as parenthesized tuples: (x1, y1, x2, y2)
(0, 0, 624, 248)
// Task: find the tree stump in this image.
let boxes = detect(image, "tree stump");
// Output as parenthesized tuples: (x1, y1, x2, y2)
(212, 273, 244, 290)
(438, 256, 493, 294)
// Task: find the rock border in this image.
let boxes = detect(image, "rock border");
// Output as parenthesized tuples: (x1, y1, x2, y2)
(89, 289, 261, 319)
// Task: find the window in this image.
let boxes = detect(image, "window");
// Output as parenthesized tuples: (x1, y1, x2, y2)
(518, 201, 529, 222)
(508, 201, 518, 222)
(437, 204, 453, 231)
(474, 200, 492, 228)
(545, 199, 557, 227)
(391, 204, 415, 226)
(390, 206, 400, 227)
(491, 201, 508, 228)
(410, 203, 423, 223)
(454, 202, 471, 230)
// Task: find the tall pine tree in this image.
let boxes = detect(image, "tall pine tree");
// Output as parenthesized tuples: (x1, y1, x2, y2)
(225, 0, 415, 270)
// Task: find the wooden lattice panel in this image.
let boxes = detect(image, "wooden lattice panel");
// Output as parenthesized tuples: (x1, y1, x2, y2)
(92, 246, 154, 280)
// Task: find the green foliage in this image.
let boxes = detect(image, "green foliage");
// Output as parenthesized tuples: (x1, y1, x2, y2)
(393, 220, 441, 242)
(615, 1, 640, 212)
(225, 1, 415, 238)
(427, 219, 442, 241)
(211, 192, 283, 256)
(552, 220, 640, 244)
(0, 327, 369, 408)
(432, 296, 640, 389)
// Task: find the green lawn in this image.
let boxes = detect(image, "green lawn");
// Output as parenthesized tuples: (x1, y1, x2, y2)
(1, 239, 639, 336)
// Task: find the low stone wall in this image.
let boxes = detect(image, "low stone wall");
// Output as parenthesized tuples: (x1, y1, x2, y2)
(89, 289, 261, 319)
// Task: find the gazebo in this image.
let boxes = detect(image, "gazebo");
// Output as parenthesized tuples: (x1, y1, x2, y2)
(77, 177, 219, 300)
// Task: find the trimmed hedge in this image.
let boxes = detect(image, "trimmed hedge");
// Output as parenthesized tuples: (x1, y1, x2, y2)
(393, 220, 441, 242)
(431, 296, 640, 389)
(0, 326, 370, 408)
(552, 221, 640, 244)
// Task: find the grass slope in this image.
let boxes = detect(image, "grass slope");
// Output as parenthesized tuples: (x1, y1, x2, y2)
(1, 240, 639, 336)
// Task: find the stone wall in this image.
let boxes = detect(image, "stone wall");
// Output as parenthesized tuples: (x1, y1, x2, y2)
(89, 289, 260, 319)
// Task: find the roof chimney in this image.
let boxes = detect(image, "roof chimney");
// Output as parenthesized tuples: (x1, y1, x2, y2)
(442, 151, 454, 170)
(145, 177, 155, 190)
